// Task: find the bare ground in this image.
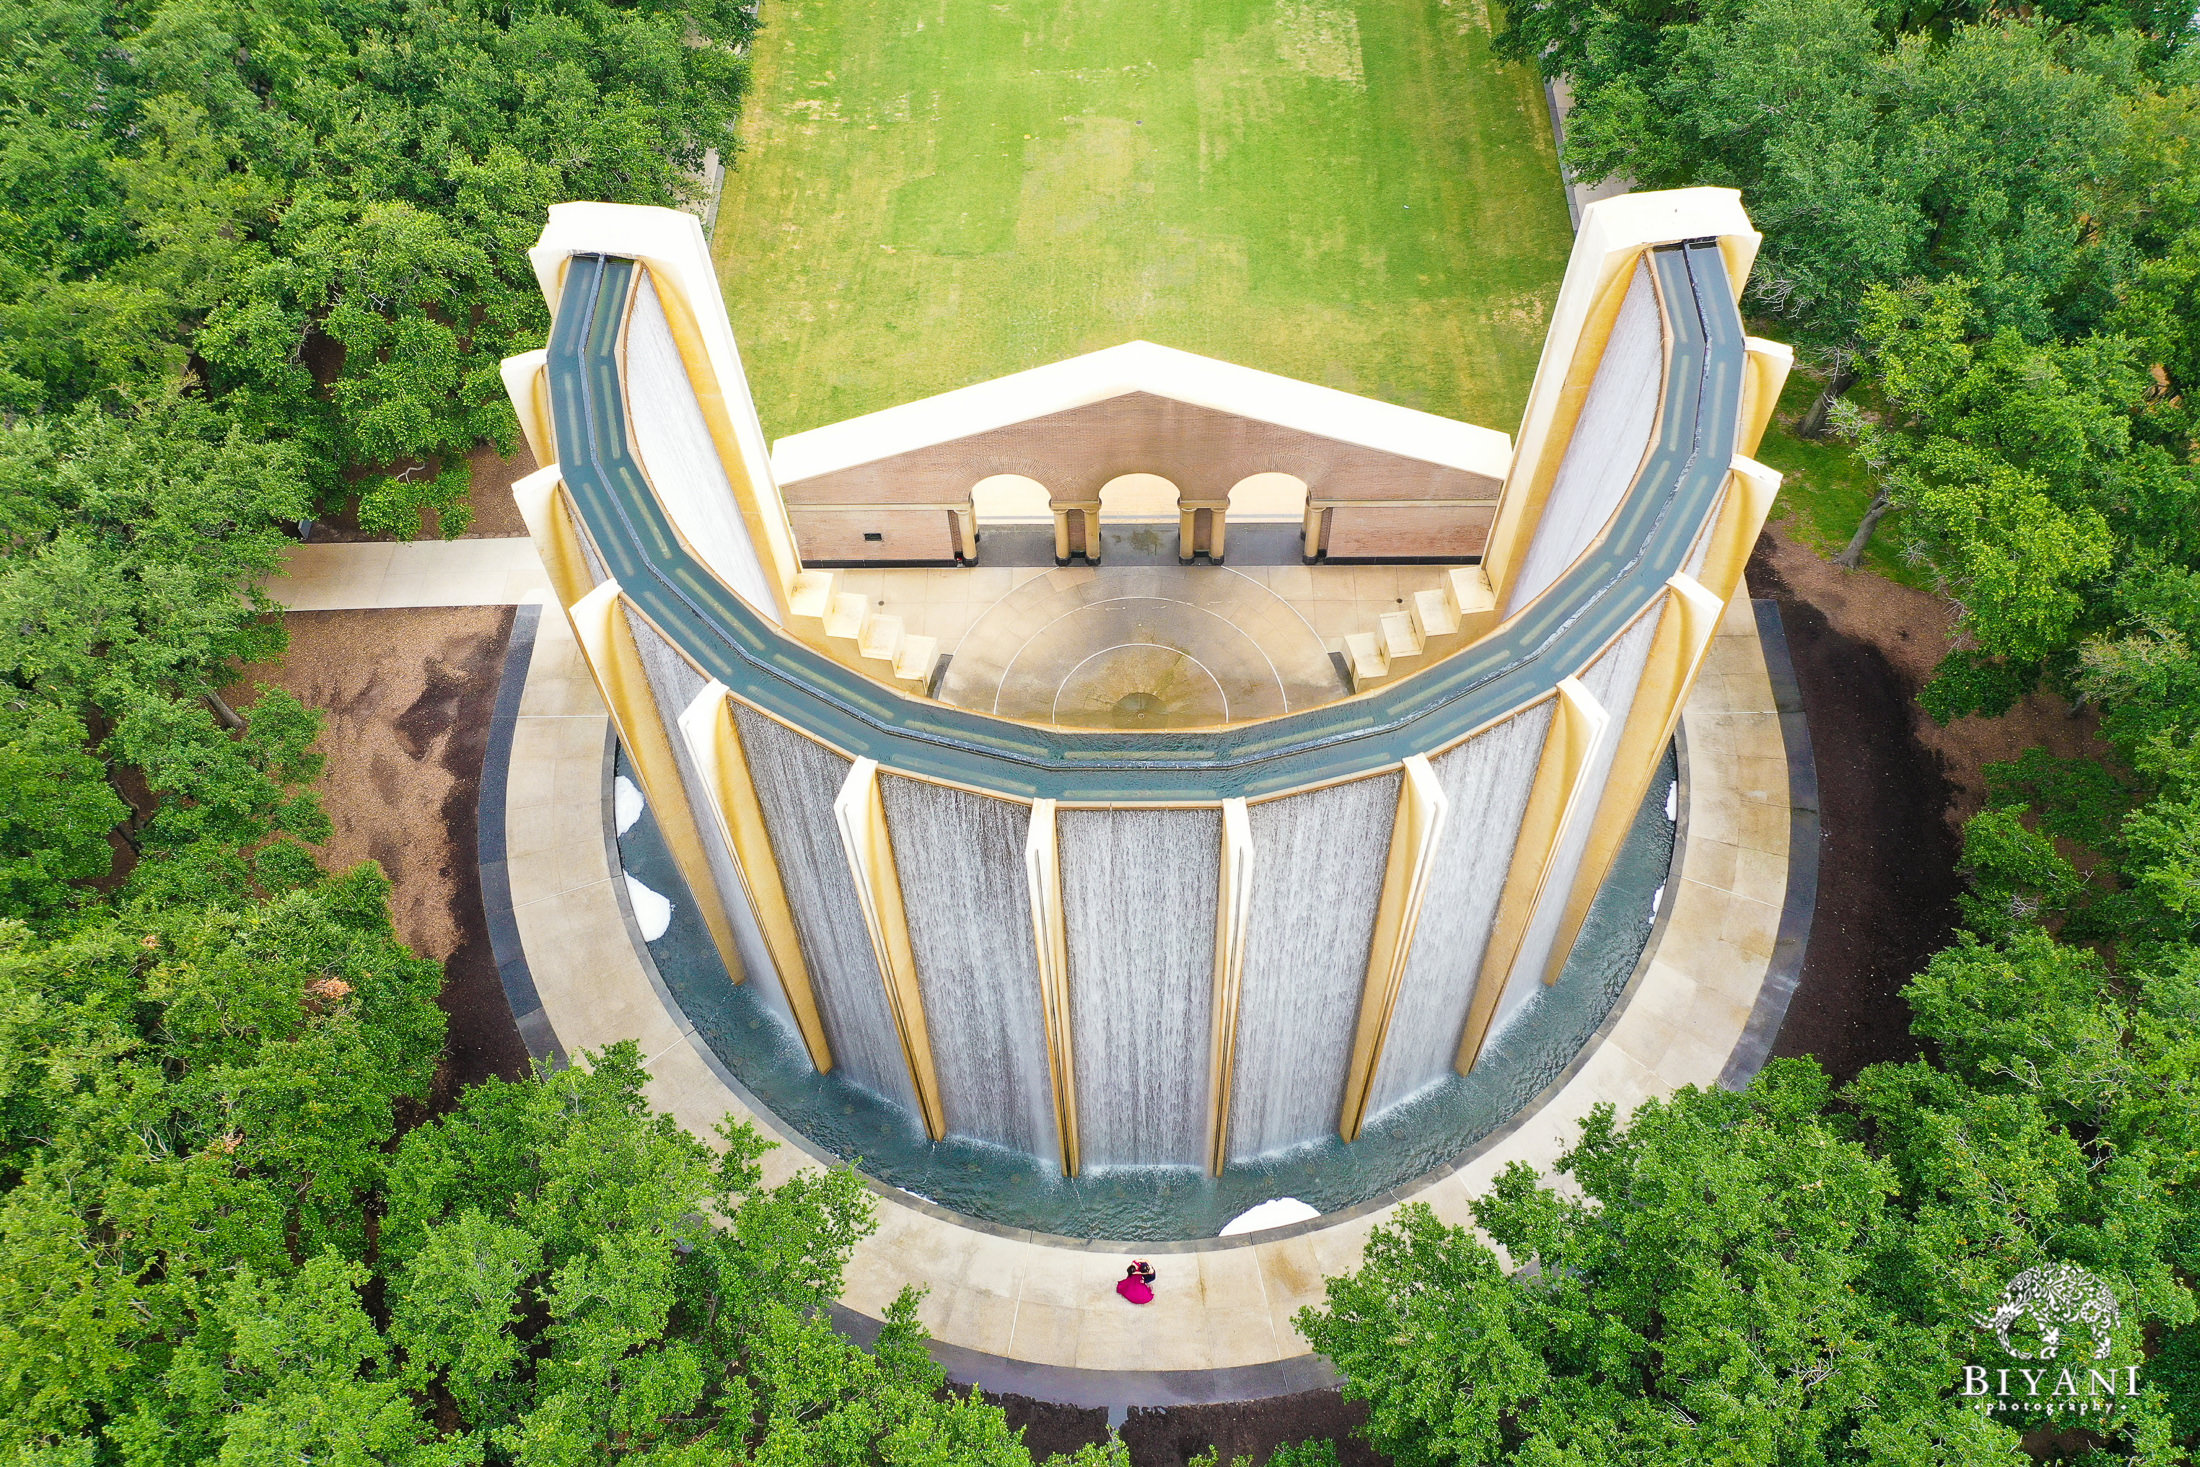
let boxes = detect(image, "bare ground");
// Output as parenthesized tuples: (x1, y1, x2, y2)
(234, 606, 529, 1099)
(1748, 525, 2112, 1081)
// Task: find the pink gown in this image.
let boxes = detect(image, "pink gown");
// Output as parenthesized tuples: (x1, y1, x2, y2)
(1116, 1275, 1154, 1305)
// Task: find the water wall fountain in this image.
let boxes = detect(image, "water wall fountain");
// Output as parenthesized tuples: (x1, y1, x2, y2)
(498, 189, 1792, 1198)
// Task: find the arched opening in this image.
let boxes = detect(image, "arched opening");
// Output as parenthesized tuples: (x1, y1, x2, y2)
(1228, 472, 1310, 521)
(1230, 472, 1316, 561)
(971, 474, 1053, 524)
(1098, 473, 1182, 520)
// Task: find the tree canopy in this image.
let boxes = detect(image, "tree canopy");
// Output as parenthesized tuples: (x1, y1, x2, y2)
(1305, 1, 2200, 1460)
(1, 0, 759, 534)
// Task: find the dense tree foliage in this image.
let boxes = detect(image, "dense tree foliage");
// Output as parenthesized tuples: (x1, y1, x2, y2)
(0, 3, 1132, 1463)
(1303, 0, 2200, 1461)
(1, 0, 758, 534)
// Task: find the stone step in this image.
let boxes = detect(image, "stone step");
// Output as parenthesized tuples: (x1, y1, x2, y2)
(1344, 631, 1389, 691)
(856, 612, 904, 663)
(1408, 589, 1458, 640)
(1447, 566, 1496, 617)
(1378, 611, 1424, 662)
(823, 591, 870, 641)
(789, 569, 837, 620)
(893, 634, 940, 685)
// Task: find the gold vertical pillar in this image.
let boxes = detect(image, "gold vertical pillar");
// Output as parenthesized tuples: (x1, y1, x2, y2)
(510, 467, 594, 613)
(498, 351, 552, 465)
(1022, 799, 1079, 1176)
(1205, 798, 1255, 1176)
(1209, 504, 1228, 563)
(675, 683, 834, 1072)
(832, 758, 947, 1141)
(1177, 504, 1199, 562)
(1456, 678, 1610, 1073)
(1737, 339, 1795, 460)
(1301, 503, 1325, 560)
(566, 581, 745, 984)
(1538, 574, 1727, 987)
(1697, 456, 1782, 608)
(1339, 756, 1449, 1141)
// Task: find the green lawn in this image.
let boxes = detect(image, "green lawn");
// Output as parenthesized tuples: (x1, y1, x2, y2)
(711, 0, 1576, 440)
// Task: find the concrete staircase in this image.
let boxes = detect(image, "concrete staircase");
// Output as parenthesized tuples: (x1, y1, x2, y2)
(788, 570, 941, 693)
(1342, 568, 1499, 693)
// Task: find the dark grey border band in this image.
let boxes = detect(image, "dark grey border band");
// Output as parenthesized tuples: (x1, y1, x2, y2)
(1717, 600, 1819, 1088)
(477, 602, 567, 1069)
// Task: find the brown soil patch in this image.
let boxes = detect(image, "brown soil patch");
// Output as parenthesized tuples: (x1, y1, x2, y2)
(1747, 526, 2111, 1082)
(1750, 528, 2107, 832)
(311, 440, 534, 543)
(234, 607, 529, 1097)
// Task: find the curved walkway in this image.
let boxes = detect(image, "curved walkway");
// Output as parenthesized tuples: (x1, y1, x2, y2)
(483, 589, 1811, 1401)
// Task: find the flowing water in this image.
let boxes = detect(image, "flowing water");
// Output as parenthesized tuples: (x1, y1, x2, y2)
(615, 741, 1680, 1241)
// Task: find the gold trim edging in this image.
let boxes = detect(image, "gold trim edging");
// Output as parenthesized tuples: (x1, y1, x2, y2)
(834, 758, 948, 1141)
(1205, 799, 1255, 1175)
(566, 580, 746, 988)
(1539, 573, 1726, 988)
(1339, 755, 1449, 1141)
(676, 682, 835, 1072)
(1023, 800, 1080, 1176)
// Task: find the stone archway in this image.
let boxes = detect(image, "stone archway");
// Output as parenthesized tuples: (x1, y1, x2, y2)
(971, 474, 1052, 524)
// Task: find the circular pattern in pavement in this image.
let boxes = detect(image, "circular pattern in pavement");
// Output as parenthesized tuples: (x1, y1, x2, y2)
(938, 568, 1344, 728)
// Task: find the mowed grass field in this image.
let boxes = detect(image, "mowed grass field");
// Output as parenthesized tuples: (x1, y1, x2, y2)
(711, 0, 1575, 439)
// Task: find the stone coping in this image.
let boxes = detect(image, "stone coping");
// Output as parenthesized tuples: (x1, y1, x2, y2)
(493, 591, 1808, 1400)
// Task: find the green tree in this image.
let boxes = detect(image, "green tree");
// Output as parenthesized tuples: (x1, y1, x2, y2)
(1508, 0, 2139, 433)
(1828, 278, 2189, 717)
(1299, 1063, 2032, 1465)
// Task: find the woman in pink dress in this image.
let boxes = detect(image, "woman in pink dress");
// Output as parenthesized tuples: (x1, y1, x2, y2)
(1115, 1260, 1157, 1305)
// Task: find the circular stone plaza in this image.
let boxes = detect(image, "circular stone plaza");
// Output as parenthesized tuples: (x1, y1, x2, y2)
(473, 187, 1816, 1401)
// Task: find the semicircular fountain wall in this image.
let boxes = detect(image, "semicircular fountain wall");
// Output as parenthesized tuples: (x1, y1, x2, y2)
(499, 190, 1792, 1235)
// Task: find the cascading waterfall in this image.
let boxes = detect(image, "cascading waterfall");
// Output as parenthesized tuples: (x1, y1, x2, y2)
(1490, 608, 1663, 1039)
(1058, 807, 1220, 1168)
(732, 706, 920, 1112)
(623, 611, 800, 1036)
(1504, 260, 1665, 616)
(879, 777, 1059, 1164)
(1227, 774, 1399, 1161)
(1364, 700, 1556, 1117)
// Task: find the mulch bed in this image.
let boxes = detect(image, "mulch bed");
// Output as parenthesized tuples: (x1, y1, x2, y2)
(1747, 535, 1948, 1081)
(237, 606, 530, 1102)
(993, 1390, 1385, 1467)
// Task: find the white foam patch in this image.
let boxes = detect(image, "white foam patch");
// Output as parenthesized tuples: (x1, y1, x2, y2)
(1664, 783, 1677, 822)
(624, 874, 673, 941)
(1650, 884, 1664, 921)
(1220, 1197, 1321, 1237)
(615, 775, 646, 834)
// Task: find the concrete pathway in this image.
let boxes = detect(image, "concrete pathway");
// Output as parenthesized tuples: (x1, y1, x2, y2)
(264, 538, 548, 610)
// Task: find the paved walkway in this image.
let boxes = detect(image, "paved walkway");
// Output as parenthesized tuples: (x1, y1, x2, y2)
(264, 538, 550, 610)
